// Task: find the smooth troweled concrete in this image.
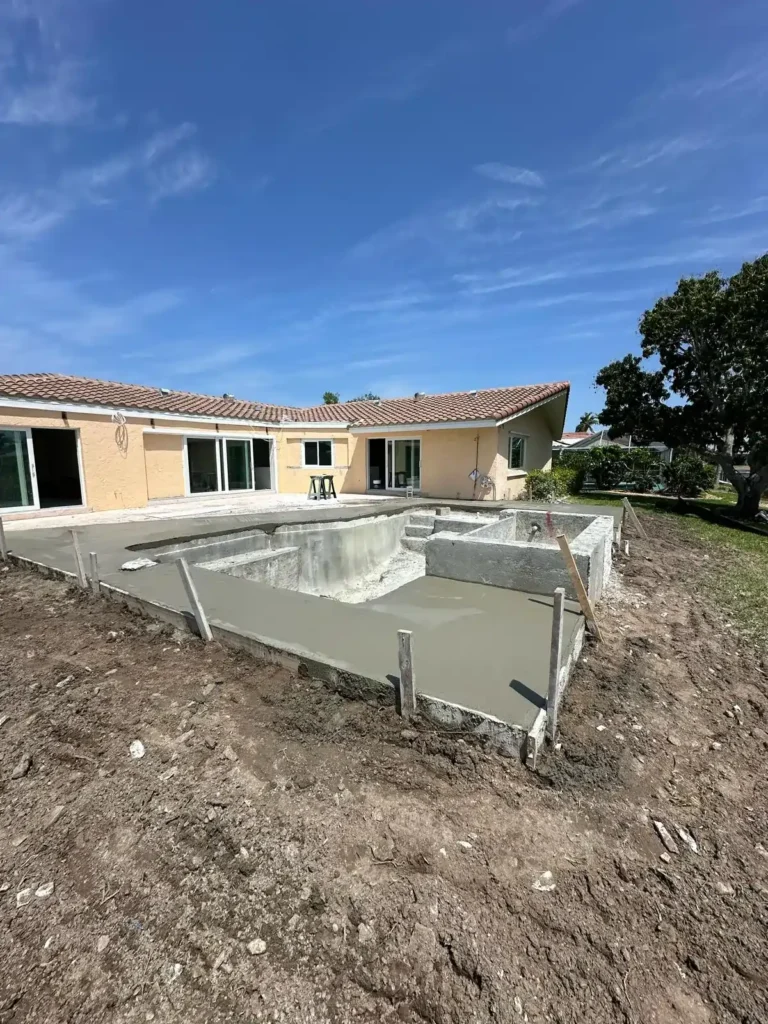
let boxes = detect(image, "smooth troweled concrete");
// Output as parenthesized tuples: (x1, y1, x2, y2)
(2, 505, 584, 735)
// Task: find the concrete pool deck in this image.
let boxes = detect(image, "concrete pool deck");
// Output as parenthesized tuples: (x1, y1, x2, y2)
(3, 500, 590, 741)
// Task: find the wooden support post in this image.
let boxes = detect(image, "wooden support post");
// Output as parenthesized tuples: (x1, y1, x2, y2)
(622, 497, 648, 540)
(397, 629, 417, 717)
(556, 534, 603, 641)
(176, 558, 213, 641)
(88, 552, 100, 596)
(0, 517, 7, 561)
(547, 587, 565, 741)
(70, 530, 87, 588)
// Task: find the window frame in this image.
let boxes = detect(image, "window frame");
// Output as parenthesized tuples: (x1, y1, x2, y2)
(508, 433, 527, 471)
(302, 438, 334, 468)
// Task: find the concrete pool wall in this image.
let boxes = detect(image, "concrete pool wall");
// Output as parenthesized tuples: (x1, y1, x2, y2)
(145, 512, 410, 596)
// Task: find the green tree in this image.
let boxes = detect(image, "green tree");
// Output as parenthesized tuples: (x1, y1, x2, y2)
(575, 412, 598, 432)
(322, 391, 340, 405)
(349, 392, 380, 402)
(595, 255, 768, 517)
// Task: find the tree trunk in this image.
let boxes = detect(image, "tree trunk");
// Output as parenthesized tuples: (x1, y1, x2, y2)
(734, 471, 768, 518)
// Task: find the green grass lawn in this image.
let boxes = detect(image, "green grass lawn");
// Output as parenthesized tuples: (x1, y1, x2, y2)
(571, 492, 768, 650)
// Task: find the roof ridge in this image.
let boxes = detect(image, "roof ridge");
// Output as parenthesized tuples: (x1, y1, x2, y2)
(3, 371, 300, 412)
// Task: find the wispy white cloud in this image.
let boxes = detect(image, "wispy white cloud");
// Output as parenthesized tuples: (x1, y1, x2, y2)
(446, 196, 533, 231)
(167, 343, 263, 376)
(567, 201, 658, 231)
(508, 0, 585, 44)
(694, 196, 768, 224)
(45, 289, 183, 344)
(306, 38, 469, 135)
(148, 151, 216, 202)
(0, 193, 68, 240)
(585, 135, 713, 175)
(0, 2, 97, 126)
(475, 163, 545, 188)
(0, 59, 94, 125)
(662, 51, 768, 101)
(142, 123, 197, 164)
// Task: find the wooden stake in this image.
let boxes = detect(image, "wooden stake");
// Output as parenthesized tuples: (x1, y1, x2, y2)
(0, 517, 7, 561)
(547, 587, 565, 741)
(88, 552, 100, 596)
(176, 558, 212, 641)
(397, 629, 417, 717)
(556, 534, 603, 641)
(622, 497, 648, 540)
(70, 530, 87, 588)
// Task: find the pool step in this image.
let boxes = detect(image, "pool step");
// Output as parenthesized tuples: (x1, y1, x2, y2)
(402, 536, 428, 554)
(404, 523, 432, 538)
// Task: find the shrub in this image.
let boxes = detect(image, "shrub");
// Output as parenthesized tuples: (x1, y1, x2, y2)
(526, 468, 557, 500)
(552, 465, 581, 496)
(625, 448, 663, 493)
(663, 450, 717, 498)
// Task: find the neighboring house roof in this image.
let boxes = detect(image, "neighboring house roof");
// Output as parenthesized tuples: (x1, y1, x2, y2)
(567, 429, 670, 452)
(561, 431, 592, 441)
(0, 373, 570, 428)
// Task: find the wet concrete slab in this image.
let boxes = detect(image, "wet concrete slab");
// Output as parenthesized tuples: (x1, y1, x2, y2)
(4, 506, 585, 733)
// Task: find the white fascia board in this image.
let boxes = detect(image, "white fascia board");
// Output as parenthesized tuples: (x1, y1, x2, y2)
(142, 426, 273, 438)
(350, 418, 496, 435)
(496, 392, 567, 427)
(0, 395, 276, 428)
(277, 421, 351, 430)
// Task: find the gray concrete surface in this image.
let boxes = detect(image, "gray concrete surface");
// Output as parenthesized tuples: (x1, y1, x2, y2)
(425, 511, 614, 602)
(3, 506, 583, 735)
(200, 546, 300, 589)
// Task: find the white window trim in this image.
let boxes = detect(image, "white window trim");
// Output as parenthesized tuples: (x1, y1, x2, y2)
(301, 438, 335, 469)
(508, 432, 528, 471)
(0, 425, 40, 513)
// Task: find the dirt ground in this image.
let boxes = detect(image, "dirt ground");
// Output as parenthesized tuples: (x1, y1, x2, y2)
(1, 513, 767, 1024)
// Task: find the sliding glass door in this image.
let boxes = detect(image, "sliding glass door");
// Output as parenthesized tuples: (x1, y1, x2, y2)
(0, 428, 39, 512)
(186, 437, 264, 494)
(386, 438, 421, 490)
(225, 439, 253, 491)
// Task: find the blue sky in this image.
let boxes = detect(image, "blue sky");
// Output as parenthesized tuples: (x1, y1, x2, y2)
(1, 0, 767, 426)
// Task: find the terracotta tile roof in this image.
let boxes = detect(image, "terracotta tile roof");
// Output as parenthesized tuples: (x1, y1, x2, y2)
(0, 373, 569, 427)
(561, 431, 593, 440)
(294, 382, 570, 427)
(0, 373, 300, 423)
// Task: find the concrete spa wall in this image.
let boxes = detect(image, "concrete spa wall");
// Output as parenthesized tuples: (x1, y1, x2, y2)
(149, 513, 409, 596)
(425, 512, 614, 601)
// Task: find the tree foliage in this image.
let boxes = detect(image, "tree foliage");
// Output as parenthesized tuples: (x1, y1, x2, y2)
(663, 450, 717, 498)
(349, 392, 380, 402)
(595, 255, 768, 516)
(575, 412, 598, 432)
(322, 391, 340, 405)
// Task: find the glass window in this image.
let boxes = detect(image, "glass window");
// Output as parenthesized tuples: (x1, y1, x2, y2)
(0, 429, 35, 509)
(303, 440, 333, 467)
(187, 438, 219, 493)
(508, 434, 526, 470)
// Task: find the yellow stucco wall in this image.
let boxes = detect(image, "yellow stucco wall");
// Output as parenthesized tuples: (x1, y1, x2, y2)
(345, 427, 500, 500)
(275, 430, 355, 494)
(493, 405, 557, 500)
(2, 397, 563, 510)
(144, 433, 185, 500)
(0, 408, 149, 511)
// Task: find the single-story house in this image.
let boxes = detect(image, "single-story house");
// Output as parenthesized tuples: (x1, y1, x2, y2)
(0, 373, 569, 516)
(552, 430, 594, 453)
(564, 429, 672, 461)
